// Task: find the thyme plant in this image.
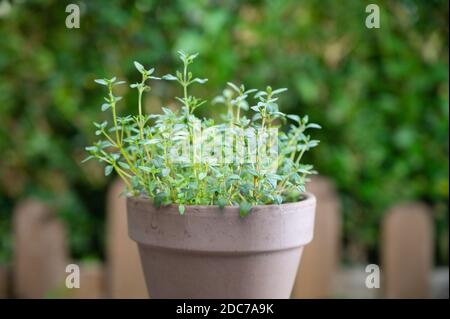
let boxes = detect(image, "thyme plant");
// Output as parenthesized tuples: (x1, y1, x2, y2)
(84, 51, 320, 216)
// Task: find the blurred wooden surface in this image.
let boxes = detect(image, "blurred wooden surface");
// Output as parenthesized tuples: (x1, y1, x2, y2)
(12, 199, 68, 298)
(0, 265, 7, 298)
(382, 203, 433, 298)
(106, 179, 148, 298)
(292, 176, 341, 298)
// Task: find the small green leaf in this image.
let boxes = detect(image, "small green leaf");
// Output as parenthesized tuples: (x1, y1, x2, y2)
(104, 165, 113, 176)
(85, 146, 97, 152)
(287, 114, 300, 123)
(217, 198, 227, 209)
(143, 138, 160, 145)
(246, 168, 259, 177)
(81, 155, 94, 163)
(266, 177, 277, 189)
(138, 165, 152, 173)
(302, 115, 309, 123)
(272, 88, 288, 95)
(251, 105, 260, 113)
(307, 140, 320, 148)
(178, 204, 185, 215)
(118, 162, 130, 170)
(306, 123, 322, 129)
(227, 82, 240, 93)
(227, 174, 241, 182)
(162, 74, 177, 81)
(274, 195, 283, 204)
(212, 96, 225, 104)
(192, 78, 208, 84)
(239, 202, 252, 217)
(134, 61, 145, 73)
(94, 79, 108, 86)
(154, 192, 165, 208)
(101, 103, 110, 111)
(254, 91, 268, 98)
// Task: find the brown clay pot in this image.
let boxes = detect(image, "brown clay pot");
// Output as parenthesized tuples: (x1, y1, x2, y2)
(127, 193, 316, 298)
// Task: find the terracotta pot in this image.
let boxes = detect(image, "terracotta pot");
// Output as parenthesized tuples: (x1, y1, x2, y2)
(127, 193, 316, 298)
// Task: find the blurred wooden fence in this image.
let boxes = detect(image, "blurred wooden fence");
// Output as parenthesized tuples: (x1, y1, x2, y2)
(0, 176, 447, 299)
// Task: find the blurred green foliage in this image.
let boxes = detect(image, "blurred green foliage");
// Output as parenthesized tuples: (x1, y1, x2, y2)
(0, 0, 448, 264)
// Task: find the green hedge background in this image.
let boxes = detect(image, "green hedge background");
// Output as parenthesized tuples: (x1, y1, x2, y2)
(0, 0, 448, 264)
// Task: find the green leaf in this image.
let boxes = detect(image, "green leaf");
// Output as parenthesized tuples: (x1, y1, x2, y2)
(81, 155, 94, 163)
(227, 82, 240, 93)
(246, 168, 259, 177)
(178, 204, 185, 215)
(154, 192, 165, 208)
(161, 168, 170, 176)
(307, 140, 320, 148)
(254, 91, 268, 98)
(192, 78, 208, 84)
(189, 52, 199, 60)
(306, 123, 322, 129)
(212, 96, 225, 104)
(143, 138, 160, 145)
(266, 177, 278, 189)
(272, 88, 288, 95)
(118, 162, 130, 170)
(138, 166, 152, 173)
(274, 195, 283, 204)
(239, 202, 252, 217)
(251, 105, 260, 113)
(104, 165, 113, 176)
(162, 74, 177, 81)
(227, 174, 241, 182)
(134, 61, 145, 73)
(94, 79, 108, 86)
(85, 146, 97, 152)
(302, 115, 309, 123)
(101, 103, 110, 111)
(217, 198, 227, 209)
(287, 114, 301, 123)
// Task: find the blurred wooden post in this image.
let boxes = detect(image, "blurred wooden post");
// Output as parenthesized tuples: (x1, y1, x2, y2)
(106, 179, 148, 298)
(292, 176, 341, 298)
(382, 203, 433, 298)
(13, 199, 68, 298)
(0, 265, 7, 298)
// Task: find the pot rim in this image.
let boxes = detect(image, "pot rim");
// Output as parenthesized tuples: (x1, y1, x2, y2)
(127, 192, 315, 212)
(127, 192, 316, 252)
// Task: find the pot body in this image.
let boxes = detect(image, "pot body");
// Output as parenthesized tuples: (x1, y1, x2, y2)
(127, 194, 316, 299)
